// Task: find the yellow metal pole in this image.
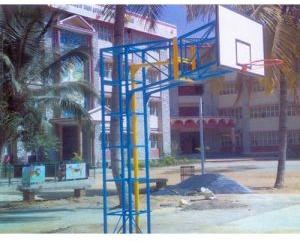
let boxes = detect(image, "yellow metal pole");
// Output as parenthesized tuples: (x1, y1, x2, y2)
(130, 66, 141, 233)
(173, 37, 179, 79)
(191, 45, 196, 70)
(130, 60, 172, 233)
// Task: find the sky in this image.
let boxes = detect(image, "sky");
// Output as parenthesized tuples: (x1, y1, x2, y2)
(159, 5, 205, 35)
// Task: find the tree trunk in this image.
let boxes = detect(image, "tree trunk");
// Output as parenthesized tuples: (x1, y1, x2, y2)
(0, 131, 6, 162)
(274, 72, 288, 188)
(110, 5, 126, 206)
(0, 142, 3, 162)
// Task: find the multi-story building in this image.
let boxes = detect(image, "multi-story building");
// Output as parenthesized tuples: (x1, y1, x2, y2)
(14, 4, 177, 165)
(170, 72, 300, 156)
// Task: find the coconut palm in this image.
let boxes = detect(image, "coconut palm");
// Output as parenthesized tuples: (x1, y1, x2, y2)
(0, 5, 98, 160)
(186, 5, 300, 188)
(101, 5, 164, 205)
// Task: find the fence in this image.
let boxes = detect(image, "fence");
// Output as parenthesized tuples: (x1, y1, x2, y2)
(0, 162, 96, 186)
(0, 164, 14, 185)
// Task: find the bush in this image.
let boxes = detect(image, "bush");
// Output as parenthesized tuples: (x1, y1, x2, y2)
(139, 156, 200, 168)
(151, 155, 177, 167)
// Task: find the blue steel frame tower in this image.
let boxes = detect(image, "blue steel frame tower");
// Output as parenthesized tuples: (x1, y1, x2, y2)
(100, 20, 232, 233)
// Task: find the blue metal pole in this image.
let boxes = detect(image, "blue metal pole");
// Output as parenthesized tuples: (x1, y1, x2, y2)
(178, 21, 215, 39)
(100, 50, 108, 233)
(124, 48, 134, 233)
(130, 51, 169, 78)
(179, 38, 183, 74)
(142, 50, 151, 233)
(168, 40, 172, 79)
(146, 82, 185, 96)
(199, 95, 205, 175)
(118, 50, 127, 233)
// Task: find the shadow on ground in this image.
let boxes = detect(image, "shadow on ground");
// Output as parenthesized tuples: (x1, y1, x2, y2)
(0, 216, 57, 223)
(0, 208, 75, 214)
(37, 189, 118, 200)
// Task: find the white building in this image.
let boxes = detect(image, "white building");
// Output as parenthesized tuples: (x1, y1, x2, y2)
(170, 72, 300, 156)
(44, 4, 177, 166)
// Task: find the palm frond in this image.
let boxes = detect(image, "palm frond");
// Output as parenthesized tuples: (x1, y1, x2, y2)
(101, 5, 116, 22)
(33, 96, 92, 122)
(102, 5, 164, 31)
(270, 15, 299, 74)
(254, 5, 282, 32)
(0, 5, 49, 74)
(35, 9, 58, 44)
(186, 5, 216, 22)
(128, 5, 164, 30)
(0, 53, 22, 92)
(41, 46, 91, 80)
(32, 81, 99, 99)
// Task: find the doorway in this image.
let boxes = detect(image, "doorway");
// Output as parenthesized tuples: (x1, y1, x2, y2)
(62, 125, 79, 161)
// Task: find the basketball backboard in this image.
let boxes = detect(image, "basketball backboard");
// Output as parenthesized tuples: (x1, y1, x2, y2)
(216, 6, 265, 76)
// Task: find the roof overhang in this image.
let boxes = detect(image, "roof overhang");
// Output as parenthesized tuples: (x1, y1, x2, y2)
(56, 15, 96, 35)
(171, 116, 235, 130)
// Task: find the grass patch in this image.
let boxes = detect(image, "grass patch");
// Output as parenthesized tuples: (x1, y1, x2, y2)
(139, 156, 200, 168)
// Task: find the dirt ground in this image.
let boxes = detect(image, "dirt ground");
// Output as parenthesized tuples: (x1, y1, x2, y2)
(0, 158, 300, 233)
(149, 158, 300, 194)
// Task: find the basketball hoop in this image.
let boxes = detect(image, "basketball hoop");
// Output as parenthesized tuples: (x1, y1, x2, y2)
(241, 59, 283, 72)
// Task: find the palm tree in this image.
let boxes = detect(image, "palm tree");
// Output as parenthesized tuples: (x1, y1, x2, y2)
(0, 5, 98, 160)
(101, 5, 164, 205)
(186, 5, 300, 188)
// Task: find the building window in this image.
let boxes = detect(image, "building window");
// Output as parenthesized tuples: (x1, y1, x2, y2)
(59, 30, 90, 110)
(60, 29, 89, 50)
(287, 130, 300, 144)
(149, 102, 159, 116)
(221, 134, 232, 147)
(250, 104, 298, 119)
(131, 32, 156, 44)
(235, 130, 243, 147)
(97, 24, 112, 41)
(179, 106, 199, 116)
(178, 85, 203, 96)
(252, 130, 300, 146)
(124, 30, 132, 44)
(250, 105, 279, 119)
(251, 131, 279, 146)
(287, 104, 297, 116)
(100, 133, 111, 147)
(150, 134, 159, 149)
(252, 80, 265, 92)
(147, 69, 160, 84)
(104, 61, 112, 79)
(105, 97, 111, 109)
(219, 82, 237, 95)
(218, 107, 242, 119)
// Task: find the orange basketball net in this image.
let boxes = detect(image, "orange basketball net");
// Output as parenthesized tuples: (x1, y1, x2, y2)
(241, 58, 283, 72)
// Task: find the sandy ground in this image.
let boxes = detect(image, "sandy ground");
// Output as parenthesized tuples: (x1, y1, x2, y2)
(149, 158, 300, 194)
(0, 158, 300, 233)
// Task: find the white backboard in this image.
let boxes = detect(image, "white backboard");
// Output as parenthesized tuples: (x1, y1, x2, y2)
(217, 6, 265, 76)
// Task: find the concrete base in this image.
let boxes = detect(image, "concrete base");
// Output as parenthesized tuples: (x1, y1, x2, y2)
(74, 188, 86, 198)
(23, 190, 35, 202)
(153, 178, 168, 189)
(17, 185, 42, 202)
